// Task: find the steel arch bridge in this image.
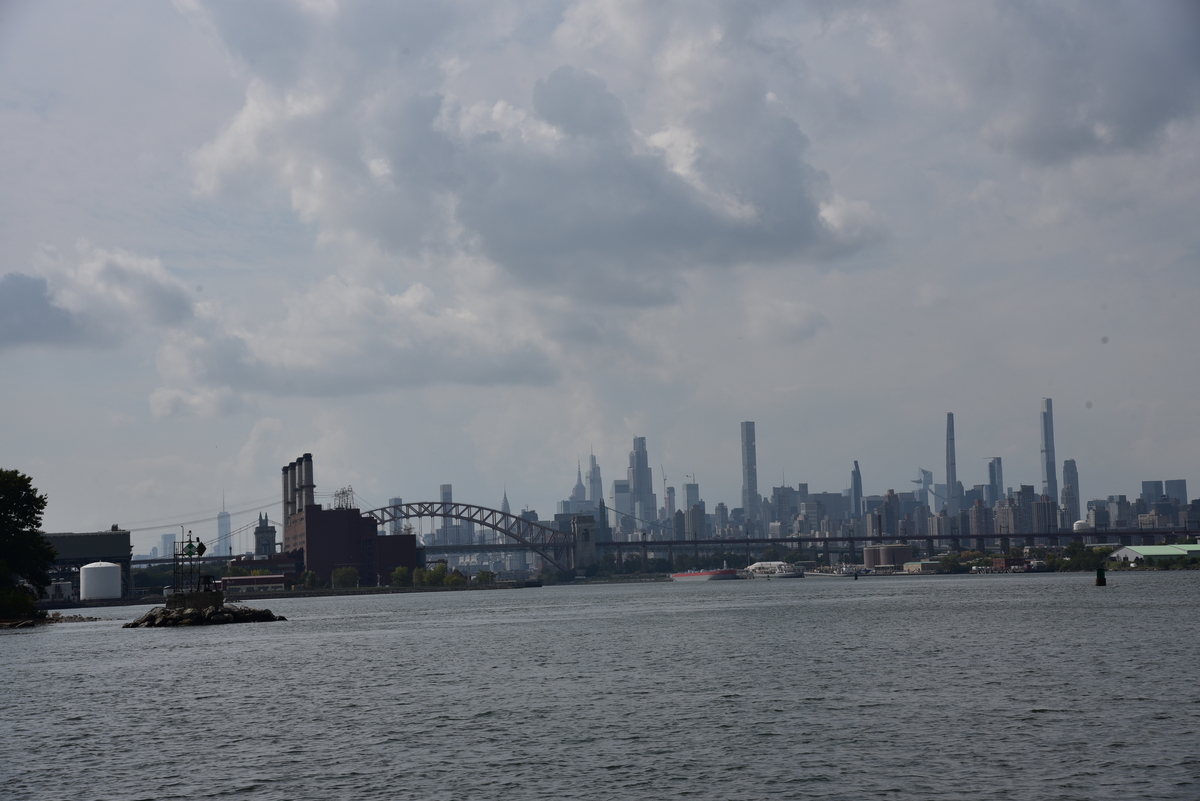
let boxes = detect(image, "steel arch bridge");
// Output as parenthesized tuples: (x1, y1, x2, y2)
(365, 502, 574, 572)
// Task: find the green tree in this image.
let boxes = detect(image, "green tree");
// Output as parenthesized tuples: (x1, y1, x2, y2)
(225, 565, 249, 577)
(412, 567, 427, 586)
(427, 563, 448, 586)
(390, 566, 412, 587)
(474, 570, 496, 584)
(938, 553, 969, 574)
(445, 570, 466, 587)
(300, 570, 320, 589)
(332, 566, 360, 588)
(761, 546, 779, 561)
(0, 469, 55, 618)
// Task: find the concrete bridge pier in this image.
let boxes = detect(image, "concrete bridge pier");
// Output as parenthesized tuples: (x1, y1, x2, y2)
(999, 537, 1011, 555)
(925, 538, 935, 558)
(571, 516, 596, 576)
(823, 540, 831, 566)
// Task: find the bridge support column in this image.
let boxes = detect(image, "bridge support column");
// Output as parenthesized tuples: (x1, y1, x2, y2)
(925, 538, 935, 558)
(667, 544, 674, 571)
(615, 545, 622, 573)
(571, 516, 596, 576)
(641, 541, 648, 573)
(823, 540, 831, 567)
(999, 537, 1010, 555)
(973, 538, 986, 553)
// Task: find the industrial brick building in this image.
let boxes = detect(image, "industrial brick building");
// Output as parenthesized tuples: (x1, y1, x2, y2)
(281, 454, 419, 586)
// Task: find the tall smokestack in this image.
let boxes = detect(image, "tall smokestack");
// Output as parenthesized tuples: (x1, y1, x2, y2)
(300, 453, 315, 509)
(1040, 398, 1057, 502)
(281, 466, 290, 517)
(287, 461, 298, 516)
(945, 413, 958, 515)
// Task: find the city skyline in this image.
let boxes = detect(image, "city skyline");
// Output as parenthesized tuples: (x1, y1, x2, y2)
(129, 398, 1192, 554)
(2, 3, 1198, 542)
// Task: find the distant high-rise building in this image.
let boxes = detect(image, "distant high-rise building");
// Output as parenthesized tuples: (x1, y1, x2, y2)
(160, 531, 176, 559)
(585, 452, 603, 505)
(217, 497, 232, 556)
(684, 482, 700, 512)
(741, 423, 759, 525)
(986, 458, 1004, 507)
(500, 489, 511, 516)
(627, 437, 657, 525)
(1061, 460, 1080, 524)
(1165, 479, 1188, 505)
(571, 464, 586, 505)
(388, 496, 403, 535)
(1040, 399, 1058, 502)
(911, 467, 931, 509)
(850, 461, 863, 519)
(665, 486, 676, 519)
(945, 414, 959, 515)
(1140, 480, 1164, 506)
(610, 479, 631, 531)
(440, 483, 453, 545)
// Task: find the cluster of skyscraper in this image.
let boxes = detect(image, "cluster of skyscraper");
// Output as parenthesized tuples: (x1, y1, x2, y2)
(541, 399, 1196, 544)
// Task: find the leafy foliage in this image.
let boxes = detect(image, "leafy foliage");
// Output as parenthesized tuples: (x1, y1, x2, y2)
(390, 566, 412, 587)
(0, 469, 55, 618)
(332, 566, 360, 588)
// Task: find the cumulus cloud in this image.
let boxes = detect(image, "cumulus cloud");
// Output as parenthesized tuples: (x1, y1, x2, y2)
(185, 1, 883, 310)
(0, 272, 85, 348)
(150, 273, 559, 416)
(879, 1, 1200, 164)
(2, 245, 194, 350)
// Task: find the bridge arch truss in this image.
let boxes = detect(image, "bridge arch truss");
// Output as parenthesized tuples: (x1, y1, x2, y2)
(365, 502, 573, 572)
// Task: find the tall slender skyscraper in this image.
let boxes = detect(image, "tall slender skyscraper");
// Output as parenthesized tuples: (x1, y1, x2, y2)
(945, 414, 958, 515)
(440, 483, 453, 545)
(217, 495, 231, 556)
(1040, 398, 1058, 502)
(986, 458, 1004, 507)
(585, 452, 603, 505)
(388, 496, 403, 535)
(1061, 459, 1080, 524)
(850, 461, 863, 519)
(627, 437, 656, 525)
(741, 422, 759, 523)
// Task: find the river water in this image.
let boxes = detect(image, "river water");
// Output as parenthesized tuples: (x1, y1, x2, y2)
(3, 571, 1197, 800)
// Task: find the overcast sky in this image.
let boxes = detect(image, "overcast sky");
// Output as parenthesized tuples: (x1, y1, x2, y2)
(2, 0, 1198, 550)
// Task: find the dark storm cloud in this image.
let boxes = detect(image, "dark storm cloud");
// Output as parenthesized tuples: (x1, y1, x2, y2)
(0, 272, 84, 348)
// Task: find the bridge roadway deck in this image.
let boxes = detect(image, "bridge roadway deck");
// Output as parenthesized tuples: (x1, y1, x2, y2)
(422, 529, 1189, 554)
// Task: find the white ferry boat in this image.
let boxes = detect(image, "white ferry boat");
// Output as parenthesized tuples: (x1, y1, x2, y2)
(742, 561, 804, 579)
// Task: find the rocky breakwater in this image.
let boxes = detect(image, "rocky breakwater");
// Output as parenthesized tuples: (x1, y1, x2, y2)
(124, 603, 286, 628)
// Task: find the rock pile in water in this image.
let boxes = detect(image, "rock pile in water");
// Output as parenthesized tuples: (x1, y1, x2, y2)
(124, 604, 286, 628)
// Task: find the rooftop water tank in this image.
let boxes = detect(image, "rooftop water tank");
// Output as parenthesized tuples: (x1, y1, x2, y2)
(1073, 520, 1091, 532)
(80, 561, 122, 600)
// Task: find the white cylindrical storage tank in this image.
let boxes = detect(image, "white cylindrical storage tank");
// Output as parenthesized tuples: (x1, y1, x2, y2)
(1073, 520, 1091, 533)
(79, 561, 122, 600)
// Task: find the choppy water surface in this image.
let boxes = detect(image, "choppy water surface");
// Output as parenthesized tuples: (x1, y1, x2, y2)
(4, 572, 1198, 800)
